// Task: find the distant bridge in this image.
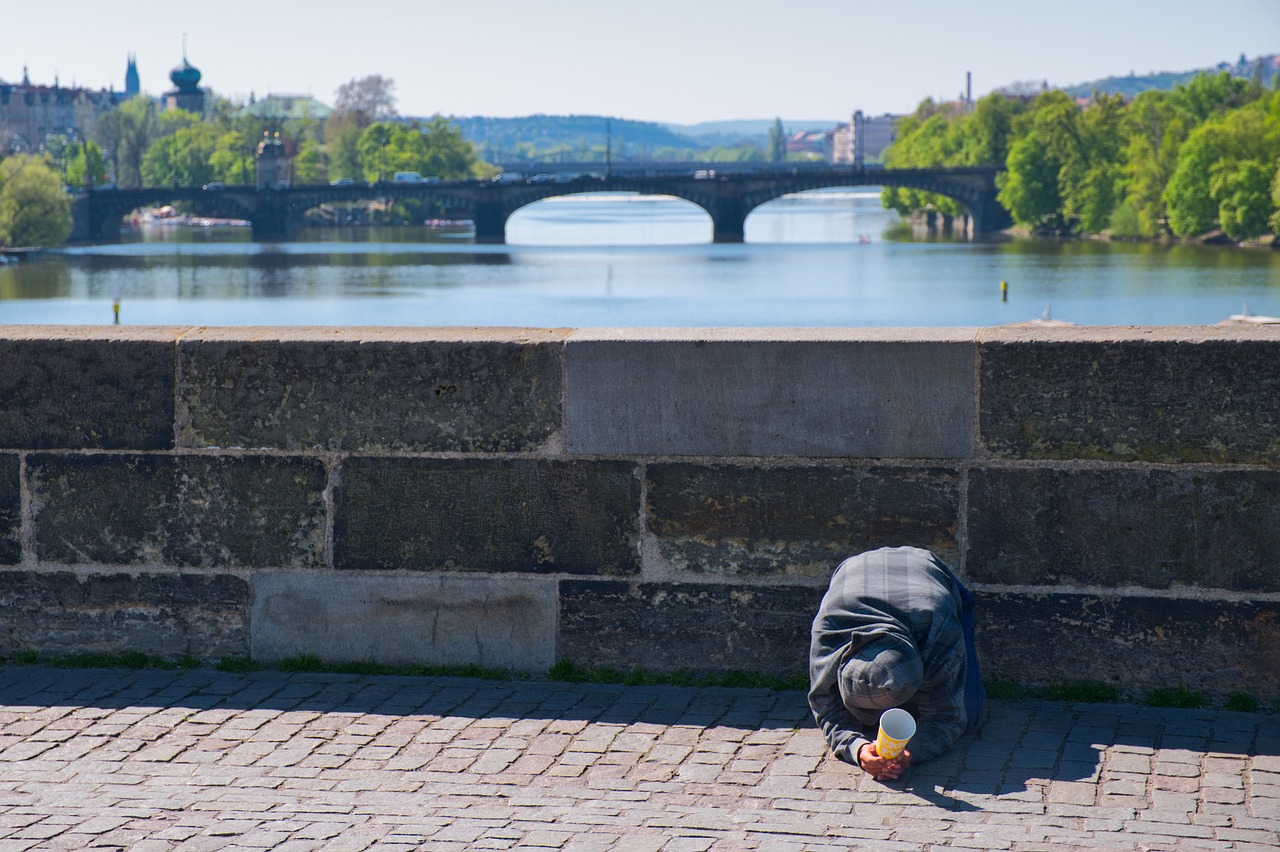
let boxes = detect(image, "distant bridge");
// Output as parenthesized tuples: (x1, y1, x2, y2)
(70, 167, 1010, 244)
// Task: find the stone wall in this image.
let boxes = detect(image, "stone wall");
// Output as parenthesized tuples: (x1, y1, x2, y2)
(1, 326, 1277, 702)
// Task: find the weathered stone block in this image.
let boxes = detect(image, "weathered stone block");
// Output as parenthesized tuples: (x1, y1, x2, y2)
(0, 330, 176, 450)
(29, 454, 326, 568)
(251, 572, 557, 671)
(967, 467, 1280, 592)
(176, 328, 566, 451)
(0, 570, 249, 659)
(566, 330, 976, 458)
(647, 463, 960, 578)
(334, 458, 641, 574)
(976, 591, 1280, 700)
(0, 454, 17, 565)
(979, 330, 1280, 463)
(558, 580, 822, 677)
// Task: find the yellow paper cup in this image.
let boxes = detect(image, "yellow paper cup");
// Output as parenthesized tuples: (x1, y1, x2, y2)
(876, 708, 916, 760)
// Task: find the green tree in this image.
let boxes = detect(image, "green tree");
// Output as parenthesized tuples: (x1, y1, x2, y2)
(1269, 158, 1280, 234)
(1169, 71, 1255, 123)
(292, 138, 326, 184)
(1119, 90, 1189, 236)
(882, 103, 968, 219)
(419, 115, 481, 179)
(0, 155, 73, 246)
(207, 131, 255, 185)
(1165, 92, 1280, 237)
(959, 94, 1021, 166)
(1058, 93, 1127, 233)
(768, 117, 786, 163)
(325, 116, 363, 182)
(988, 91, 1080, 230)
(356, 122, 399, 182)
(94, 95, 158, 187)
(142, 123, 219, 186)
(64, 141, 108, 189)
(1214, 158, 1272, 240)
(997, 132, 1064, 228)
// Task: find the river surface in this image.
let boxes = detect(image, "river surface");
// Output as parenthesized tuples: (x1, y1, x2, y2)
(2, 189, 1278, 327)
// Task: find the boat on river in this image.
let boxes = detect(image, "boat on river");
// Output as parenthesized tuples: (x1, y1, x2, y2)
(1005, 305, 1077, 328)
(1218, 302, 1280, 325)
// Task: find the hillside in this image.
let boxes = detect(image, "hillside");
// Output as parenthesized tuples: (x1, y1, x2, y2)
(1054, 52, 1279, 99)
(447, 114, 701, 162)
(439, 114, 841, 162)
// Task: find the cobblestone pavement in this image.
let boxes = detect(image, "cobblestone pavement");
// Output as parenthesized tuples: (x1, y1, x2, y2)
(0, 667, 1276, 851)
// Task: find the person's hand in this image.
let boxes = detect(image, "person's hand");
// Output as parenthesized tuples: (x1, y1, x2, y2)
(857, 742, 912, 781)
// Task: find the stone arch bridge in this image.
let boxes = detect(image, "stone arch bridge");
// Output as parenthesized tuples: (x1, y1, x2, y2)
(70, 167, 1010, 243)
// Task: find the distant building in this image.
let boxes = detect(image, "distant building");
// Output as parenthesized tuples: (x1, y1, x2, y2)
(124, 54, 140, 98)
(829, 122, 853, 165)
(785, 129, 828, 158)
(0, 66, 122, 153)
(163, 48, 205, 114)
(851, 111, 898, 167)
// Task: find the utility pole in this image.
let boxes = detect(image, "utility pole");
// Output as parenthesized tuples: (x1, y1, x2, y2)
(606, 119, 612, 178)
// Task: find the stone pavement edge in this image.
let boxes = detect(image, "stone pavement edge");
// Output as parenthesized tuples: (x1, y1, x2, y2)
(0, 666, 1276, 851)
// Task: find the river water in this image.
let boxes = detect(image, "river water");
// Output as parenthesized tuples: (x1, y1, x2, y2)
(2, 189, 1277, 327)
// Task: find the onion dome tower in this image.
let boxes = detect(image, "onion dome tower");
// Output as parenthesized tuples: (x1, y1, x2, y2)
(163, 38, 205, 114)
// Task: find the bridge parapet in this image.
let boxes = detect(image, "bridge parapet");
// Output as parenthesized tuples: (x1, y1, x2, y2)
(1, 325, 1277, 702)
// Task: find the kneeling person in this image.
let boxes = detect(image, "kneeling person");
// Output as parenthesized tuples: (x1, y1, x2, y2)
(808, 546, 985, 780)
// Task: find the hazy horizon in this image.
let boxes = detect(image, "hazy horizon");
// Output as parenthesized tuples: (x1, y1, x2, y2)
(7, 0, 1278, 125)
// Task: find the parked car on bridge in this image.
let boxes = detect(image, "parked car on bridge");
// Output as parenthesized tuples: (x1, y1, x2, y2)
(330, 177, 354, 186)
(202, 182, 225, 191)
(394, 172, 427, 183)
(492, 173, 524, 183)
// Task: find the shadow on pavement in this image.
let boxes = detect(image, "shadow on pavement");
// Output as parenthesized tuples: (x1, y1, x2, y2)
(891, 697, 1277, 808)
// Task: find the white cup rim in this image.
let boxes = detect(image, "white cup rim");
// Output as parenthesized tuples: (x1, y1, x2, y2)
(879, 708, 916, 739)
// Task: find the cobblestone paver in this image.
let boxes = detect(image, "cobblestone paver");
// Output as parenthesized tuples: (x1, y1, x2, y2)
(0, 666, 1275, 850)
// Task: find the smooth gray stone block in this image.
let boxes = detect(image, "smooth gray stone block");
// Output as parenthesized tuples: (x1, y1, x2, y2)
(251, 572, 557, 671)
(334, 457, 641, 575)
(976, 591, 1280, 702)
(0, 329, 176, 450)
(565, 330, 976, 458)
(176, 328, 566, 452)
(558, 580, 822, 678)
(0, 570, 249, 660)
(967, 466, 1280, 592)
(0, 454, 17, 564)
(979, 329, 1280, 464)
(647, 462, 961, 578)
(29, 454, 327, 568)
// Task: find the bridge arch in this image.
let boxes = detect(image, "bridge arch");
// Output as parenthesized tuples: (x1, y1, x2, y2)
(505, 190, 712, 245)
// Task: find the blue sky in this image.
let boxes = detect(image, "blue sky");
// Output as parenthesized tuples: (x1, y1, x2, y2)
(8, 0, 1278, 125)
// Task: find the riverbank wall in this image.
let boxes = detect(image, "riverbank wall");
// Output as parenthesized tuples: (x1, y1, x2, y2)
(2, 326, 1278, 703)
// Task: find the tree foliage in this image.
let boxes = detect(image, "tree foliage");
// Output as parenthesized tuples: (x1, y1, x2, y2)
(883, 70, 1280, 240)
(64, 141, 108, 189)
(768, 118, 785, 163)
(93, 95, 158, 188)
(0, 155, 73, 246)
(357, 117, 481, 182)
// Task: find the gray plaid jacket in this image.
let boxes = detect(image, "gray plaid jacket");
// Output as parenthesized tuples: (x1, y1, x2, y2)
(808, 547, 969, 765)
